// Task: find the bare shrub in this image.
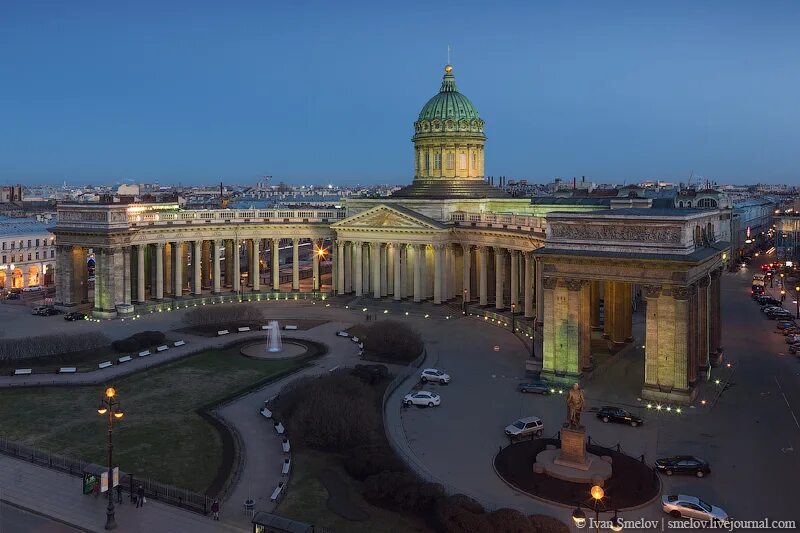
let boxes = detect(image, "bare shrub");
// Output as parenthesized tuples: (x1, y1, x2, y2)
(0, 332, 109, 360)
(183, 304, 263, 326)
(358, 320, 423, 363)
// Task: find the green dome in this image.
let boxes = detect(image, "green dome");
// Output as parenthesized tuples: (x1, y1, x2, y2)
(417, 65, 481, 122)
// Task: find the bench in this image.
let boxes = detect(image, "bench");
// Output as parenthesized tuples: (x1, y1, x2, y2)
(118, 356, 132, 363)
(59, 367, 77, 374)
(156, 345, 168, 352)
(138, 350, 151, 357)
(283, 325, 298, 330)
(351, 336, 360, 343)
(282, 458, 291, 475)
(260, 407, 272, 419)
(336, 331, 350, 337)
(237, 326, 251, 332)
(98, 361, 113, 369)
(173, 340, 186, 347)
(282, 439, 291, 453)
(270, 482, 284, 502)
(14, 369, 32, 376)
(274, 422, 285, 435)
(261, 325, 270, 330)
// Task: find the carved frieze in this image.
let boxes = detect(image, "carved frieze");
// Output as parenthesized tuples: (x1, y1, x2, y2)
(564, 278, 586, 291)
(550, 223, 682, 244)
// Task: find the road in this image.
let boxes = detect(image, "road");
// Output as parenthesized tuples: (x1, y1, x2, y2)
(0, 502, 79, 533)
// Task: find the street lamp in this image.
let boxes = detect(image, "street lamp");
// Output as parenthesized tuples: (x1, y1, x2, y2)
(795, 286, 800, 318)
(511, 302, 516, 332)
(462, 288, 468, 315)
(571, 485, 622, 533)
(97, 387, 124, 530)
(781, 289, 786, 302)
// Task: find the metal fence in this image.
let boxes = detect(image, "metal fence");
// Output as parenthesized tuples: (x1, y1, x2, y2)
(0, 437, 212, 515)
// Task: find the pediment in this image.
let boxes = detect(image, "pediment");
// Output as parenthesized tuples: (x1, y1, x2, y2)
(332, 204, 445, 231)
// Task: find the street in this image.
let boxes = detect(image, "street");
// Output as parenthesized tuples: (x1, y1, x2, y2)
(0, 502, 79, 533)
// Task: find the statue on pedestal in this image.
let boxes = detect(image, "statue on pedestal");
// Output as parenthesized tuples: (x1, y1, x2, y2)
(565, 383, 585, 429)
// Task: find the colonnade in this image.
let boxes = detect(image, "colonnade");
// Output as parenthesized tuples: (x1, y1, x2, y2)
(540, 269, 723, 402)
(332, 240, 537, 317)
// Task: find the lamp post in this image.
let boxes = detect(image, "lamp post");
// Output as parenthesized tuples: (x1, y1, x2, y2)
(462, 288, 468, 315)
(781, 289, 786, 303)
(571, 485, 623, 533)
(796, 286, 800, 318)
(511, 302, 516, 333)
(97, 387, 124, 530)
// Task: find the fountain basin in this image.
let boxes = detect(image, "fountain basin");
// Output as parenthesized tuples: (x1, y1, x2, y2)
(240, 341, 308, 360)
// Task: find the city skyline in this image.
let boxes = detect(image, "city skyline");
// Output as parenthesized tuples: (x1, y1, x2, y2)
(2, 1, 799, 186)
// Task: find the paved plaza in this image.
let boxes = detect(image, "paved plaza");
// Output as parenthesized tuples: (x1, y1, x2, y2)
(0, 261, 798, 530)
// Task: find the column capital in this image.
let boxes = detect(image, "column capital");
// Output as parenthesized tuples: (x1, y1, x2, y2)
(462, 243, 471, 253)
(697, 275, 711, 288)
(564, 278, 587, 291)
(476, 245, 488, 253)
(493, 246, 506, 255)
(542, 276, 558, 290)
(155, 242, 165, 250)
(672, 286, 691, 301)
(643, 284, 662, 298)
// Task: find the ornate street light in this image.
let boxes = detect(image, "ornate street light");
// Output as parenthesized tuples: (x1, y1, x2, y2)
(511, 302, 517, 333)
(572, 485, 622, 533)
(795, 286, 799, 318)
(97, 387, 124, 530)
(462, 288, 468, 315)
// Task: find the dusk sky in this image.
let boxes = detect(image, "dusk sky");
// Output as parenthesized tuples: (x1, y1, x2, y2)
(2, 1, 798, 186)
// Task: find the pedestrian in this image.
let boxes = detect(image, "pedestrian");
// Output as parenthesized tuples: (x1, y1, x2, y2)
(136, 485, 145, 508)
(116, 484, 123, 504)
(92, 479, 100, 499)
(211, 498, 220, 521)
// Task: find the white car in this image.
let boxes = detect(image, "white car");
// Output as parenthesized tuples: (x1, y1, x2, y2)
(662, 494, 729, 523)
(420, 368, 450, 384)
(403, 390, 441, 407)
(504, 416, 544, 439)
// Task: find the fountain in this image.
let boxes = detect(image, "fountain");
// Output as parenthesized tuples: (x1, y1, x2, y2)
(266, 320, 282, 353)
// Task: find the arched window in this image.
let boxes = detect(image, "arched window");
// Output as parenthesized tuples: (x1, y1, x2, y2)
(424, 152, 430, 171)
(679, 201, 684, 208)
(446, 152, 454, 170)
(434, 152, 442, 170)
(687, 201, 692, 208)
(698, 198, 718, 208)
(694, 225, 702, 245)
(459, 153, 467, 170)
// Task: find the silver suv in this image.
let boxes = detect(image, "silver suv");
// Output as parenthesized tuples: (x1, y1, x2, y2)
(504, 416, 544, 439)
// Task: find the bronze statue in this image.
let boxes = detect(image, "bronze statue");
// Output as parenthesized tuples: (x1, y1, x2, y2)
(565, 383, 585, 428)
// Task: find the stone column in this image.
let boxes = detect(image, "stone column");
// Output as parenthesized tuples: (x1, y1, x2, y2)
(622, 282, 633, 341)
(697, 275, 710, 368)
(413, 244, 423, 303)
(462, 244, 472, 303)
(344, 241, 352, 294)
(193, 240, 202, 296)
(433, 244, 443, 304)
(291, 238, 300, 291)
(709, 269, 722, 355)
(55, 245, 72, 305)
(212, 240, 222, 294)
(579, 280, 591, 370)
(312, 240, 320, 291)
(673, 286, 690, 391)
(643, 285, 661, 388)
(122, 246, 131, 305)
(687, 284, 699, 383)
(136, 244, 146, 302)
(201, 241, 211, 289)
(535, 257, 544, 324)
(251, 238, 260, 292)
(271, 238, 280, 291)
(155, 242, 164, 300)
(337, 241, 345, 294)
(353, 241, 363, 296)
(393, 243, 402, 301)
(232, 240, 241, 292)
(494, 247, 505, 310)
(564, 279, 583, 375)
(378, 244, 387, 297)
(523, 252, 533, 318)
(370, 242, 381, 299)
(164, 243, 173, 296)
(386, 244, 394, 295)
(590, 281, 601, 328)
(173, 242, 183, 298)
(541, 277, 557, 371)
(478, 246, 488, 306)
(510, 250, 519, 309)
(224, 240, 233, 288)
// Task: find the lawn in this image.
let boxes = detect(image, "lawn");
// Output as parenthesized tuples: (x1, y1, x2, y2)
(277, 449, 434, 533)
(0, 344, 306, 492)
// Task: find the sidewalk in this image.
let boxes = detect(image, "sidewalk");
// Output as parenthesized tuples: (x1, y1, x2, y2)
(0, 454, 245, 533)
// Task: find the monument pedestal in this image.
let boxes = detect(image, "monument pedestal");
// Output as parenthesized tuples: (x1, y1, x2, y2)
(554, 426, 591, 470)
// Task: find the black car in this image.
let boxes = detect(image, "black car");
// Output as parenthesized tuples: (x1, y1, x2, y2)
(768, 310, 793, 320)
(517, 381, 551, 395)
(655, 456, 711, 477)
(36, 307, 62, 316)
(759, 297, 782, 306)
(6, 292, 20, 300)
(596, 406, 643, 427)
(64, 312, 87, 321)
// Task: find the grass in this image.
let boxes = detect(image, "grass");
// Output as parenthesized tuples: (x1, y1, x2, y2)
(0, 344, 304, 492)
(277, 449, 433, 533)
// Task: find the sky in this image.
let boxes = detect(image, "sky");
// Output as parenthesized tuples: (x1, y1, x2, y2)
(1, 0, 799, 186)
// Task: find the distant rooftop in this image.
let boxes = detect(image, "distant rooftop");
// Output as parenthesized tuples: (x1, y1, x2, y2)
(0, 216, 54, 236)
(548, 207, 716, 218)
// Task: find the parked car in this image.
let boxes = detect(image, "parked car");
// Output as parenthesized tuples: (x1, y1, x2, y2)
(785, 335, 800, 345)
(504, 416, 544, 439)
(31, 305, 50, 315)
(64, 312, 87, 321)
(420, 368, 450, 384)
(6, 292, 20, 300)
(36, 307, 62, 316)
(789, 344, 798, 354)
(776, 321, 797, 330)
(769, 310, 794, 320)
(596, 406, 643, 427)
(762, 305, 783, 314)
(655, 456, 711, 477)
(517, 381, 551, 395)
(403, 390, 441, 408)
(662, 494, 728, 523)
(759, 297, 782, 307)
